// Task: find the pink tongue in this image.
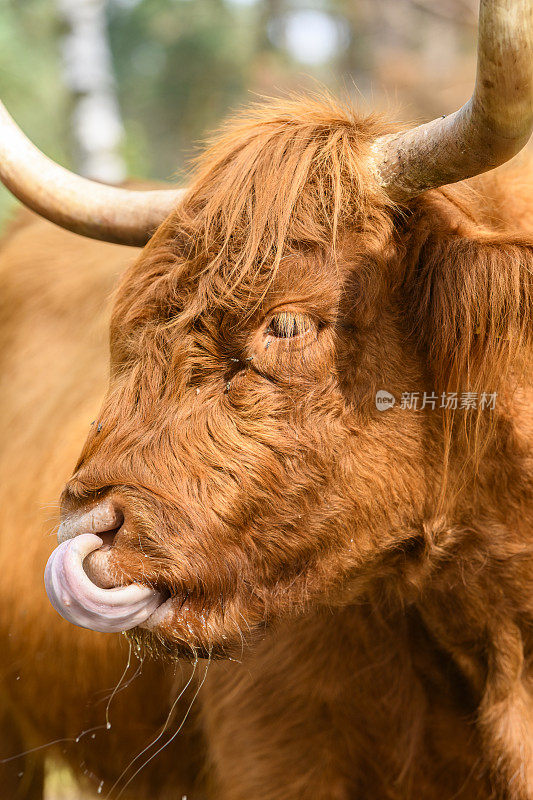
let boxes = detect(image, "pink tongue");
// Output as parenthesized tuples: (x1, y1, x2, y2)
(44, 534, 163, 633)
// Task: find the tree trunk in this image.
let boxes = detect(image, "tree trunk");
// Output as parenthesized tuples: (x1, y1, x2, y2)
(58, 0, 126, 183)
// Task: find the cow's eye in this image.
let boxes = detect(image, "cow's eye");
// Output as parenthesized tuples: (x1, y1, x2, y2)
(267, 312, 312, 339)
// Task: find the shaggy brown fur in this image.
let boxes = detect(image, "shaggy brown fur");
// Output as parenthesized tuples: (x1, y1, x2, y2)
(1, 95, 532, 799)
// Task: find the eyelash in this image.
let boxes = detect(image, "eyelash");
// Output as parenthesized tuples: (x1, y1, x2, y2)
(266, 311, 313, 340)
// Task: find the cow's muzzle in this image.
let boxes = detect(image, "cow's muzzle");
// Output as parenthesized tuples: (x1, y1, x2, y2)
(44, 500, 163, 633)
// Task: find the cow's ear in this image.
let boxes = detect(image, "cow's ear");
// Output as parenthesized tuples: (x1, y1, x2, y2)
(401, 189, 533, 398)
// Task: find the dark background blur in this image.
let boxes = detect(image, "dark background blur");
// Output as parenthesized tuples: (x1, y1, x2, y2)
(0, 0, 480, 230)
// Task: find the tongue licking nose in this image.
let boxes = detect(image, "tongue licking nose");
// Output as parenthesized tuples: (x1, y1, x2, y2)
(44, 500, 162, 633)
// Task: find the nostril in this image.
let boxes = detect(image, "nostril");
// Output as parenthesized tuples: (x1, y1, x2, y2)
(98, 531, 118, 549)
(56, 499, 126, 590)
(57, 499, 124, 545)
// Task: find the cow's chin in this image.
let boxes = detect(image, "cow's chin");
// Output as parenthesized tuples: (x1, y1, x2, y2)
(133, 596, 260, 661)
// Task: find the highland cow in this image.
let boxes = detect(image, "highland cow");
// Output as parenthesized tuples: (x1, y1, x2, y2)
(0, 1, 532, 798)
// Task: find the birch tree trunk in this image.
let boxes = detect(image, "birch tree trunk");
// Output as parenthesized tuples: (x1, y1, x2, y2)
(58, 0, 126, 184)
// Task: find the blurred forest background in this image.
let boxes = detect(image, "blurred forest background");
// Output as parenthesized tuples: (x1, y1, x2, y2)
(0, 0, 481, 234)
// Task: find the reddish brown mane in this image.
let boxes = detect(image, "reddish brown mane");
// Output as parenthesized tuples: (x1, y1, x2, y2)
(404, 183, 533, 400)
(175, 94, 396, 296)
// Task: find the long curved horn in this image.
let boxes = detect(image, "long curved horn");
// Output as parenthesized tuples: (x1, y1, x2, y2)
(0, 100, 184, 246)
(373, 0, 533, 201)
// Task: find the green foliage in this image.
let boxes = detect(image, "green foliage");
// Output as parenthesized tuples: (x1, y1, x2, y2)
(0, 0, 70, 229)
(0, 0, 268, 231)
(108, 0, 261, 183)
